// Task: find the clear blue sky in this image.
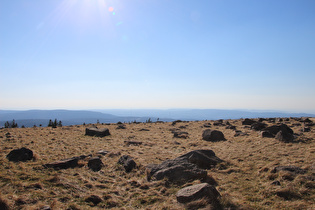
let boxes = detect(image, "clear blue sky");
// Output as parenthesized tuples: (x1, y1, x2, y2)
(1, 0, 315, 113)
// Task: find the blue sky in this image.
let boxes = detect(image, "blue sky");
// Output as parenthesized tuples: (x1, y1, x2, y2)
(1, 0, 315, 113)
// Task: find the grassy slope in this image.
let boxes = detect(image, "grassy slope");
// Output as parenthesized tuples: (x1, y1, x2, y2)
(0, 118, 314, 209)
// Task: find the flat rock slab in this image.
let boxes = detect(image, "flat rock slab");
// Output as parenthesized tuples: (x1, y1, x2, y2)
(44, 157, 80, 169)
(6, 147, 33, 162)
(176, 183, 220, 203)
(85, 128, 110, 137)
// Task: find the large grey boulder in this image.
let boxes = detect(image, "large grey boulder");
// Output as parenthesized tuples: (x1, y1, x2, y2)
(202, 129, 225, 142)
(275, 130, 294, 142)
(85, 128, 110, 137)
(6, 147, 33, 162)
(146, 159, 207, 183)
(263, 124, 293, 136)
(146, 150, 222, 183)
(176, 183, 220, 204)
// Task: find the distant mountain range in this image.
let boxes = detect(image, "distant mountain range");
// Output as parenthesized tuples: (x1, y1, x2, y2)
(0, 109, 314, 128)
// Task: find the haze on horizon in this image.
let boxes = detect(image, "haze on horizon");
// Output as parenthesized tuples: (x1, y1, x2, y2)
(1, 0, 315, 114)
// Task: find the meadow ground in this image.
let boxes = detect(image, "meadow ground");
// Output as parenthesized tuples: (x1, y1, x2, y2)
(0, 118, 314, 209)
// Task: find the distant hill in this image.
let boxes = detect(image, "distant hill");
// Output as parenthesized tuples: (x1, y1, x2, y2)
(95, 109, 315, 121)
(0, 110, 173, 128)
(1, 109, 314, 128)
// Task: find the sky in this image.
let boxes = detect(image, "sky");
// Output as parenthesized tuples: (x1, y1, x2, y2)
(1, 0, 315, 113)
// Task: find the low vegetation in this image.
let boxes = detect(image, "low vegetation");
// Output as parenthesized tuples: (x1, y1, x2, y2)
(0, 117, 314, 209)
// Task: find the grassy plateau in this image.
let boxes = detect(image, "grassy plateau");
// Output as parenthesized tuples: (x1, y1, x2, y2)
(0, 117, 314, 209)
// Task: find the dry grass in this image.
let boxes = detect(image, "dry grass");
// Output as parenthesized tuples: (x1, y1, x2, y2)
(0, 118, 314, 209)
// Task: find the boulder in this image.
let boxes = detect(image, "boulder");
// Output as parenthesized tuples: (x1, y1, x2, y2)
(242, 118, 256, 125)
(173, 131, 189, 139)
(202, 129, 225, 142)
(117, 155, 136, 172)
(263, 124, 293, 136)
(6, 147, 33, 162)
(176, 183, 220, 204)
(44, 157, 80, 169)
(251, 122, 267, 131)
(146, 159, 207, 183)
(85, 128, 110, 137)
(275, 130, 294, 142)
(88, 157, 103, 171)
(260, 131, 274, 138)
(176, 150, 223, 169)
(146, 150, 222, 183)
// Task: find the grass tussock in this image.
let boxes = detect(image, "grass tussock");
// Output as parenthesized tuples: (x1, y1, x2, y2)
(0, 118, 314, 209)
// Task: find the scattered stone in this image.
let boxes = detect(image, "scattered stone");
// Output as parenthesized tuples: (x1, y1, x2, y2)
(271, 166, 306, 175)
(6, 147, 34, 162)
(146, 159, 207, 183)
(260, 131, 274, 138)
(139, 128, 150, 131)
(242, 118, 256, 125)
(85, 127, 110, 137)
(300, 127, 311, 132)
(172, 120, 183, 126)
(263, 124, 293, 136)
(96, 150, 109, 156)
(88, 157, 103, 171)
(176, 183, 220, 204)
(85, 195, 102, 206)
(173, 131, 189, 139)
(44, 157, 81, 169)
(177, 150, 223, 169)
(251, 122, 267, 131)
(226, 125, 236, 130)
(124, 141, 143, 146)
(146, 150, 222, 183)
(275, 130, 294, 142)
(203, 123, 211, 128)
(202, 129, 225, 142)
(234, 130, 248, 137)
(117, 155, 136, 172)
(116, 125, 126, 129)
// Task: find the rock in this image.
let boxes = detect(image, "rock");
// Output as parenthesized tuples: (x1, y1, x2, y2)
(300, 127, 311, 132)
(88, 157, 103, 171)
(6, 147, 33, 162)
(146, 150, 222, 183)
(124, 141, 143, 146)
(260, 131, 274, 138)
(202, 129, 225, 142)
(85, 128, 110, 137)
(139, 128, 150, 131)
(146, 159, 207, 183)
(226, 125, 236, 130)
(242, 118, 256, 125)
(275, 130, 294, 142)
(263, 124, 293, 136)
(203, 123, 211, 128)
(251, 122, 267, 131)
(176, 150, 223, 169)
(117, 155, 136, 172)
(116, 125, 126, 129)
(271, 166, 307, 174)
(85, 195, 102, 206)
(176, 183, 220, 204)
(173, 131, 189, 139)
(96, 150, 109, 156)
(44, 157, 80, 169)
